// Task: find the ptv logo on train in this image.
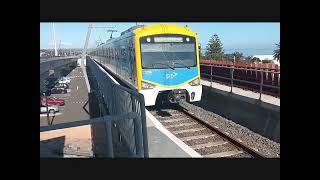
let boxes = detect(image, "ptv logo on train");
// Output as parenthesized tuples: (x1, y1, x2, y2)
(166, 72, 178, 79)
(142, 67, 198, 87)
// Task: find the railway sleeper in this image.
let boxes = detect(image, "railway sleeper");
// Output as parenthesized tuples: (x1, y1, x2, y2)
(191, 141, 227, 149)
(164, 122, 197, 128)
(179, 134, 216, 142)
(160, 117, 191, 123)
(204, 150, 244, 158)
(172, 127, 206, 134)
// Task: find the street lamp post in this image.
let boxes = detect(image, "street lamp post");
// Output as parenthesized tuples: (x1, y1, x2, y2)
(43, 92, 50, 125)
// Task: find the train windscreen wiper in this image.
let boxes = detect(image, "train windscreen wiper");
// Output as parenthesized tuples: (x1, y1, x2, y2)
(173, 62, 191, 69)
(151, 63, 175, 70)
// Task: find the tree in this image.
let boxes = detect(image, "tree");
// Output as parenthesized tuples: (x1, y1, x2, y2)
(273, 42, 280, 62)
(246, 56, 253, 61)
(205, 34, 224, 60)
(231, 51, 244, 61)
(251, 57, 261, 64)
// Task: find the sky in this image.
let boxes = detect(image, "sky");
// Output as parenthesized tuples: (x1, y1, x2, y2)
(40, 22, 280, 56)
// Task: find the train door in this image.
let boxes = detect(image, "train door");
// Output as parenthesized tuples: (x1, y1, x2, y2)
(129, 39, 136, 86)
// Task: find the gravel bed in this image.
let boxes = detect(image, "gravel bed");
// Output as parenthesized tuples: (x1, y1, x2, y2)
(196, 143, 235, 155)
(179, 101, 280, 158)
(227, 152, 252, 158)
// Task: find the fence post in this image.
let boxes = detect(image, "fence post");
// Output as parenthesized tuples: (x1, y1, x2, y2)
(139, 95, 149, 158)
(230, 67, 234, 93)
(133, 116, 143, 157)
(210, 65, 213, 87)
(99, 102, 114, 157)
(259, 71, 263, 101)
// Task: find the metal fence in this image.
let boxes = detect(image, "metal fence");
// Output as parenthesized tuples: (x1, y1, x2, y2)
(40, 57, 148, 158)
(86, 57, 148, 157)
(200, 64, 280, 99)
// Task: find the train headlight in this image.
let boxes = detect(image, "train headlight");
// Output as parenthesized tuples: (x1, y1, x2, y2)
(147, 37, 151, 42)
(142, 81, 155, 89)
(186, 37, 190, 42)
(189, 78, 200, 86)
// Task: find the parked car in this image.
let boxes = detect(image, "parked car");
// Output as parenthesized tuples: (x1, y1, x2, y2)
(50, 87, 68, 94)
(54, 83, 69, 89)
(45, 82, 57, 89)
(40, 96, 65, 106)
(45, 77, 58, 84)
(41, 89, 51, 96)
(40, 104, 59, 114)
(58, 77, 71, 84)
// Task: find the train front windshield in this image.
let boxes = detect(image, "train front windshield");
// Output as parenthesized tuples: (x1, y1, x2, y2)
(140, 35, 197, 69)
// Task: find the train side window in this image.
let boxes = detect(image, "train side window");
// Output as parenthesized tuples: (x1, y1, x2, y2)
(115, 48, 117, 59)
(115, 48, 118, 60)
(115, 48, 117, 60)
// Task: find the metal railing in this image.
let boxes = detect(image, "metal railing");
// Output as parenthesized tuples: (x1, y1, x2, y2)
(200, 64, 280, 100)
(40, 112, 144, 157)
(86, 57, 148, 157)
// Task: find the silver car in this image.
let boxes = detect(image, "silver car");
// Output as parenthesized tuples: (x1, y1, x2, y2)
(40, 104, 59, 114)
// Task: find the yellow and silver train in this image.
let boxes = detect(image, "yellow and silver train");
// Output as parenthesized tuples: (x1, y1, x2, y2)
(88, 24, 202, 106)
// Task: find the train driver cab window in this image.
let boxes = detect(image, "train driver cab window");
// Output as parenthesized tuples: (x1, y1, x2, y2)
(140, 35, 197, 69)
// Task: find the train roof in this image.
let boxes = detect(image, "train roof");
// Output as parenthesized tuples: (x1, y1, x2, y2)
(133, 24, 197, 37)
(91, 24, 197, 50)
(120, 25, 145, 36)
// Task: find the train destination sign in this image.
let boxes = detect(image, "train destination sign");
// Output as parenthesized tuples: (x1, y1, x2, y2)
(154, 37, 183, 43)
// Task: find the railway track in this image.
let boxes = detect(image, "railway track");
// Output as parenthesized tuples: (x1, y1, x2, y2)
(147, 105, 265, 158)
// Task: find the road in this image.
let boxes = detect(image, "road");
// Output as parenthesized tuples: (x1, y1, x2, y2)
(40, 66, 90, 126)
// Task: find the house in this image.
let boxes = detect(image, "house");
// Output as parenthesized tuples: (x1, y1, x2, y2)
(253, 55, 280, 66)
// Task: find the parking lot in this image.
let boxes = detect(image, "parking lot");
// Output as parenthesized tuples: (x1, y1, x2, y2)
(40, 66, 90, 127)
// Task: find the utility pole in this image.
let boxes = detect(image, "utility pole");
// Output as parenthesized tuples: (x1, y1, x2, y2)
(81, 23, 93, 65)
(107, 30, 117, 39)
(59, 40, 61, 56)
(43, 93, 50, 125)
(53, 23, 58, 56)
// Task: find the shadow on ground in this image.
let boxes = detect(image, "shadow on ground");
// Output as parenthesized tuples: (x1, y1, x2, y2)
(40, 136, 66, 158)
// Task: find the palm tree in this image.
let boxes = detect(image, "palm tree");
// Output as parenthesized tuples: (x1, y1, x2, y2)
(273, 42, 280, 62)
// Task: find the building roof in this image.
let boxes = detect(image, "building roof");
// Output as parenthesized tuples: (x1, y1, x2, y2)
(252, 55, 275, 60)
